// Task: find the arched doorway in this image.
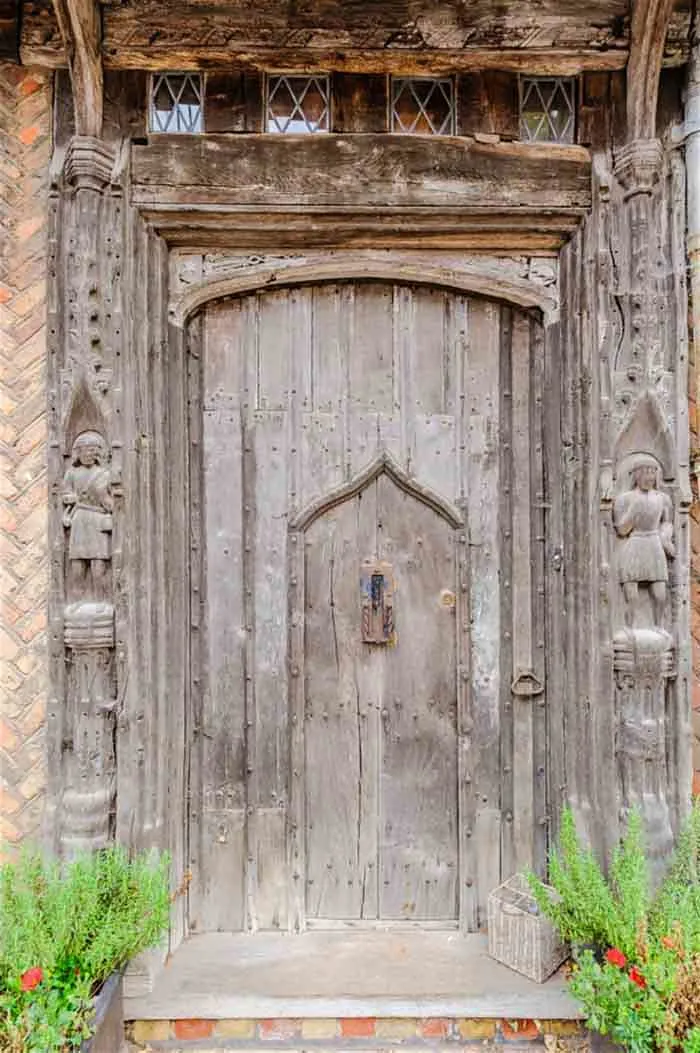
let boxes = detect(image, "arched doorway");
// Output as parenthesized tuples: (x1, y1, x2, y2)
(186, 279, 547, 933)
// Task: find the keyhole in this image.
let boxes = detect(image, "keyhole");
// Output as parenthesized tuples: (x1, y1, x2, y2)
(370, 573, 384, 612)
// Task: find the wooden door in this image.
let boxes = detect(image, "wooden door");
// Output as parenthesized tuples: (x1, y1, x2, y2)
(188, 279, 547, 934)
(303, 470, 459, 923)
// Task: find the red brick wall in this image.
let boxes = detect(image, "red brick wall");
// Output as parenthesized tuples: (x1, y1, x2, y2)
(0, 65, 52, 853)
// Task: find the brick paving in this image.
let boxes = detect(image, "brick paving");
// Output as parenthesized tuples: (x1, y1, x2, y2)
(127, 1016, 586, 1048)
(0, 63, 51, 854)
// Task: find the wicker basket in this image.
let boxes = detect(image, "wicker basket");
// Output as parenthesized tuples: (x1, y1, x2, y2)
(487, 873, 569, 983)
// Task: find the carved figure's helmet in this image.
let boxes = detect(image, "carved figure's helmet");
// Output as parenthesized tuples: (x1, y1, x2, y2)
(71, 430, 106, 465)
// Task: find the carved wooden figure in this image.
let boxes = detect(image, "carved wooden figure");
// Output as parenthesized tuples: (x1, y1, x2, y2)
(613, 459, 675, 630)
(62, 430, 113, 602)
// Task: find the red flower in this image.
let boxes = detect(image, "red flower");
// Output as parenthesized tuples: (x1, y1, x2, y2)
(629, 967, 647, 990)
(605, 948, 627, 968)
(20, 967, 43, 992)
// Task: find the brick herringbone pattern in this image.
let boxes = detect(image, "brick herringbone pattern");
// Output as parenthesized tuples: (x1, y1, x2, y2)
(0, 65, 51, 853)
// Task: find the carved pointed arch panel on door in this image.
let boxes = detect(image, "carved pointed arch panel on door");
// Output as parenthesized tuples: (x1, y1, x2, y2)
(187, 279, 548, 935)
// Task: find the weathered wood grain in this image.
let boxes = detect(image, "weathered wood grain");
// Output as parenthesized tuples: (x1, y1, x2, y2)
(131, 135, 592, 213)
(498, 307, 515, 881)
(304, 491, 381, 921)
(457, 72, 519, 140)
(145, 209, 584, 253)
(19, 0, 694, 69)
(627, 0, 675, 140)
(510, 309, 535, 874)
(379, 475, 459, 921)
(190, 302, 247, 933)
(51, 0, 103, 135)
(332, 74, 388, 134)
(465, 299, 503, 927)
(205, 72, 263, 133)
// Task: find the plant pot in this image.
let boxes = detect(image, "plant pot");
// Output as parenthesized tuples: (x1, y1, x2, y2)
(81, 972, 124, 1052)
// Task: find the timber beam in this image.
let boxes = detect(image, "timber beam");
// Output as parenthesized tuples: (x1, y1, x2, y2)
(627, 0, 675, 140)
(19, 0, 693, 74)
(51, 0, 102, 136)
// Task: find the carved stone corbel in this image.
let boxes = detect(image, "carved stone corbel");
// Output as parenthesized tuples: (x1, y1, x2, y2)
(614, 138, 664, 198)
(64, 134, 114, 191)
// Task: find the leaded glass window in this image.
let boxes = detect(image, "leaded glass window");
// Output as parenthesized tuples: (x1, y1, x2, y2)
(149, 74, 203, 133)
(519, 78, 575, 144)
(266, 75, 330, 133)
(391, 78, 455, 135)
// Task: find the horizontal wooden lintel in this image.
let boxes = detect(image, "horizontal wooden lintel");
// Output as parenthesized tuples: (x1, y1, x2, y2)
(131, 134, 591, 215)
(135, 209, 583, 252)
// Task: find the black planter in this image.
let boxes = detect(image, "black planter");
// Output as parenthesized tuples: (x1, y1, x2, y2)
(81, 973, 123, 1052)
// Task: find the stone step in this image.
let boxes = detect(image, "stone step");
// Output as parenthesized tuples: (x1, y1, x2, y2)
(127, 1015, 587, 1052)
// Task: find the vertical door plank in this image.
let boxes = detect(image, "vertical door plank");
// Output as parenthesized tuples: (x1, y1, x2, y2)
(379, 475, 459, 921)
(511, 310, 535, 873)
(312, 283, 345, 414)
(304, 489, 380, 920)
(349, 284, 395, 473)
(350, 284, 394, 416)
(288, 527, 306, 931)
(194, 300, 247, 932)
(241, 294, 259, 929)
(465, 299, 503, 922)
(530, 317, 548, 877)
(406, 285, 448, 416)
(299, 285, 346, 510)
(252, 410, 289, 929)
(257, 289, 292, 411)
(408, 287, 459, 522)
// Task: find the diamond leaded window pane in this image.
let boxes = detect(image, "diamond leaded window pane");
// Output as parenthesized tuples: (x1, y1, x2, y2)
(391, 78, 455, 135)
(150, 74, 203, 133)
(266, 76, 330, 133)
(519, 78, 575, 144)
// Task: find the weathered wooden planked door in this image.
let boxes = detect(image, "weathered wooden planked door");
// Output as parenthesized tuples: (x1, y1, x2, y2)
(188, 279, 547, 934)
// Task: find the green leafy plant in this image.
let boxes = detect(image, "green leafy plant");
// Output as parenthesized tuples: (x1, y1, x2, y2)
(529, 803, 700, 1053)
(0, 845, 171, 1053)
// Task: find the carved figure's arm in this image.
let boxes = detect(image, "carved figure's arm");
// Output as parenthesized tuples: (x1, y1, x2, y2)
(62, 469, 77, 507)
(613, 492, 636, 537)
(95, 469, 114, 519)
(62, 469, 77, 527)
(661, 493, 675, 558)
